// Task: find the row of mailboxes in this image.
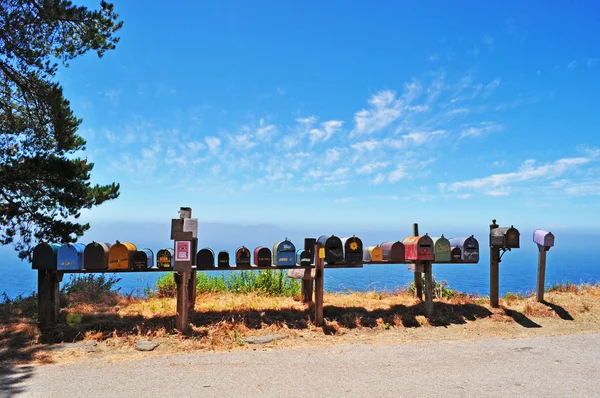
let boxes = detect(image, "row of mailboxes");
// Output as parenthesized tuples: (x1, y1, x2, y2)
(32, 241, 161, 271)
(195, 241, 300, 268)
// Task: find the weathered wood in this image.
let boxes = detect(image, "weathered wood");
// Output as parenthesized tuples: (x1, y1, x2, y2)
(287, 268, 316, 280)
(37, 270, 60, 328)
(188, 269, 197, 310)
(412, 223, 423, 300)
(175, 271, 190, 332)
(301, 279, 314, 304)
(536, 250, 547, 302)
(314, 244, 324, 326)
(423, 262, 434, 318)
(490, 247, 500, 308)
(408, 263, 425, 273)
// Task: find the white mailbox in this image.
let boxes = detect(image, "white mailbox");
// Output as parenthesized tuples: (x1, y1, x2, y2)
(533, 229, 555, 251)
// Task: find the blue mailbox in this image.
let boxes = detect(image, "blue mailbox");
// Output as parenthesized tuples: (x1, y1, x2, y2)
(57, 243, 86, 270)
(273, 239, 296, 266)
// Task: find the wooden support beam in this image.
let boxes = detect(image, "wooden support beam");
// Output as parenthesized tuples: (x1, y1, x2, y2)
(490, 247, 500, 308)
(37, 270, 60, 329)
(536, 249, 547, 302)
(175, 271, 190, 332)
(188, 269, 197, 310)
(412, 223, 423, 300)
(314, 244, 324, 326)
(423, 262, 434, 318)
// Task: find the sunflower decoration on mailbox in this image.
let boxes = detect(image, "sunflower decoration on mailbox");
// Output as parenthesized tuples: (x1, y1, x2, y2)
(341, 236, 363, 263)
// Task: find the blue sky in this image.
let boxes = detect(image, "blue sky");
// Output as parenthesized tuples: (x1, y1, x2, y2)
(61, 1, 600, 232)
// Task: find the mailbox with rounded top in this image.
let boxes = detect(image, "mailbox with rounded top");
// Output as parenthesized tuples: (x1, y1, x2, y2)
(132, 248, 154, 271)
(217, 251, 230, 267)
(108, 241, 137, 270)
(33, 243, 60, 270)
(490, 226, 520, 249)
(297, 249, 312, 266)
(236, 246, 251, 267)
(533, 229, 555, 251)
(57, 243, 86, 270)
(273, 239, 296, 266)
(449, 236, 480, 263)
(157, 248, 174, 269)
(254, 247, 272, 266)
(380, 241, 405, 262)
(363, 245, 383, 262)
(340, 236, 363, 263)
(402, 235, 434, 261)
(316, 235, 343, 264)
(84, 242, 111, 270)
(432, 235, 451, 263)
(196, 248, 215, 268)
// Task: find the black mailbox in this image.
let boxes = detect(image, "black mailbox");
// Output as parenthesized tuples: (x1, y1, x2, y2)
(297, 249, 312, 266)
(197, 248, 215, 268)
(83, 242, 111, 270)
(217, 250, 230, 267)
(340, 236, 363, 263)
(316, 235, 343, 264)
(490, 226, 520, 249)
(32, 243, 60, 270)
(132, 248, 153, 271)
(157, 248, 174, 269)
(449, 236, 480, 263)
(236, 246, 251, 267)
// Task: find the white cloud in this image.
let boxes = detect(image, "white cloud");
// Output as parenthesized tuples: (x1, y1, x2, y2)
(372, 173, 385, 184)
(403, 79, 423, 104)
(568, 60, 577, 69)
(188, 141, 205, 151)
(229, 133, 257, 149)
(483, 79, 501, 98)
(460, 122, 504, 139)
(351, 140, 380, 151)
(256, 122, 278, 142)
(205, 136, 221, 152)
(309, 120, 343, 144)
(389, 166, 407, 183)
(357, 162, 389, 174)
(352, 90, 402, 135)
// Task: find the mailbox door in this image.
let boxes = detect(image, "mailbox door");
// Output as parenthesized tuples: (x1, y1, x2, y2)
(109, 242, 137, 270)
(417, 236, 435, 261)
(236, 247, 251, 267)
(157, 248, 174, 269)
(341, 236, 363, 263)
(33, 243, 60, 270)
(506, 227, 520, 249)
(132, 251, 149, 271)
(317, 235, 343, 264)
(402, 237, 420, 261)
(197, 248, 215, 268)
(433, 237, 451, 263)
(254, 247, 272, 266)
(217, 251, 230, 267)
(450, 246, 462, 262)
(84, 242, 111, 270)
(57, 243, 85, 270)
(274, 240, 296, 266)
(380, 241, 405, 262)
(462, 236, 480, 263)
(369, 246, 383, 262)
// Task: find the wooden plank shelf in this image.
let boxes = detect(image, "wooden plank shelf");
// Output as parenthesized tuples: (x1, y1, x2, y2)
(57, 268, 173, 274)
(197, 265, 313, 271)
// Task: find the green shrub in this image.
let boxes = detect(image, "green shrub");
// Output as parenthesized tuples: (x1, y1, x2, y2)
(61, 274, 121, 301)
(407, 275, 458, 299)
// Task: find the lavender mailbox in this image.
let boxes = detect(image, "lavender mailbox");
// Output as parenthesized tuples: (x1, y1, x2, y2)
(533, 229, 555, 302)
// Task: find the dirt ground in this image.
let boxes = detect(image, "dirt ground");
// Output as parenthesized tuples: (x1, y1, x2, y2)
(2, 285, 600, 366)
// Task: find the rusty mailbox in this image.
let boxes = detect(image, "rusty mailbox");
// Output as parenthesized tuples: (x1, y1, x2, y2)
(363, 245, 383, 262)
(217, 251, 230, 267)
(57, 243, 86, 270)
(490, 226, 520, 249)
(156, 248, 174, 269)
(109, 241, 137, 270)
(132, 249, 154, 271)
(316, 235, 344, 264)
(273, 239, 296, 266)
(84, 242, 111, 270)
(402, 235, 434, 261)
(297, 249, 312, 266)
(432, 235, 451, 263)
(449, 236, 480, 263)
(197, 248, 215, 268)
(254, 247, 272, 266)
(340, 236, 363, 263)
(236, 246, 251, 267)
(32, 243, 60, 270)
(380, 241, 405, 262)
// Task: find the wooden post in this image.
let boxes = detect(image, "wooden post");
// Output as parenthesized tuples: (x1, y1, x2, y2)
(536, 249, 547, 302)
(37, 270, 60, 328)
(188, 269, 197, 310)
(314, 243, 324, 326)
(301, 278, 313, 304)
(412, 223, 423, 300)
(175, 271, 190, 332)
(423, 262, 434, 317)
(490, 220, 500, 308)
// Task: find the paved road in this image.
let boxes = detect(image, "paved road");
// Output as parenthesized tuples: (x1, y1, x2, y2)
(6, 333, 600, 397)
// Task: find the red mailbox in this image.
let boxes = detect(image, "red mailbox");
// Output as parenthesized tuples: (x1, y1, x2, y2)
(402, 235, 434, 261)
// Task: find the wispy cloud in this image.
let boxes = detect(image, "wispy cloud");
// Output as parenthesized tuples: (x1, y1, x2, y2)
(482, 34, 494, 51)
(568, 60, 577, 69)
(352, 90, 403, 136)
(460, 122, 504, 139)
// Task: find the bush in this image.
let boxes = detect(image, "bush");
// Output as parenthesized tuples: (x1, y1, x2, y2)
(61, 274, 121, 301)
(407, 275, 458, 299)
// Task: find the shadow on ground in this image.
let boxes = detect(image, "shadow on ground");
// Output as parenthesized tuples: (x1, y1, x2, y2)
(540, 300, 575, 321)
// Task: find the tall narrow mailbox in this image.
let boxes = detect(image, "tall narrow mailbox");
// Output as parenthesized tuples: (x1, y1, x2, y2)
(57, 243, 86, 270)
(84, 242, 111, 270)
(156, 248, 174, 269)
(108, 241, 137, 270)
(197, 248, 215, 268)
(449, 236, 480, 263)
(432, 236, 451, 263)
(132, 248, 154, 270)
(236, 246, 251, 267)
(316, 235, 344, 264)
(32, 243, 60, 270)
(217, 251, 230, 267)
(363, 245, 383, 262)
(340, 236, 363, 263)
(402, 235, 434, 261)
(380, 241, 405, 262)
(273, 239, 296, 266)
(254, 247, 272, 266)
